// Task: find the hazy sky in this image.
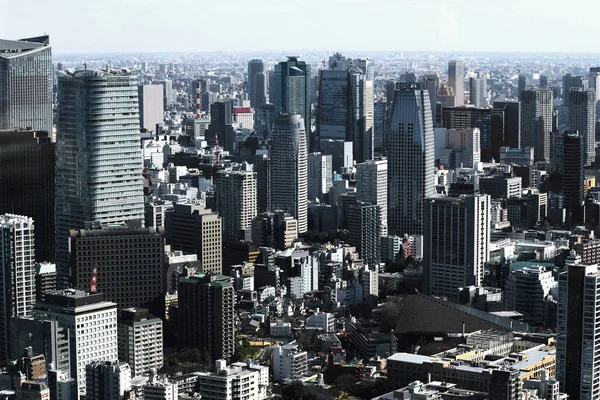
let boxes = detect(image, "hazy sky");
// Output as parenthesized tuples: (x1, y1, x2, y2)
(1, 0, 597, 54)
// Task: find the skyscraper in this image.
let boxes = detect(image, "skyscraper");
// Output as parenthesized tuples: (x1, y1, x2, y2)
(493, 100, 521, 148)
(569, 88, 596, 166)
(356, 158, 388, 236)
(207, 101, 234, 151)
(215, 170, 257, 243)
(469, 77, 486, 107)
(550, 131, 585, 225)
(85, 361, 131, 400)
(557, 260, 600, 400)
(254, 154, 271, 214)
(520, 87, 553, 162)
(388, 87, 435, 236)
(247, 59, 264, 108)
(272, 57, 312, 150)
(0, 36, 53, 132)
(307, 153, 332, 201)
(318, 53, 374, 162)
(178, 274, 235, 362)
(270, 114, 308, 234)
(346, 201, 381, 266)
(517, 74, 527, 97)
(33, 290, 118, 395)
(0, 130, 55, 262)
(117, 308, 163, 378)
(448, 60, 465, 106)
(68, 224, 165, 317)
(165, 204, 222, 275)
(589, 67, 600, 101)
(0, 215, 35, 360)
(423, 195, 490, 300)
(55, 69, 145, 288)
(138, 84, 164, 132)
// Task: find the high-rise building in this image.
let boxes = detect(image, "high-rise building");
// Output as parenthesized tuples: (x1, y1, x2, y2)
(272, 57, 312, 150)
(247, 59, 264, 108)
(33, 290, 118, 395)
(254, 103, 276, 140)
(138, 84, 164, 132)
(518, 74, 527, 97)
(346, 201, 381, 266)
(550, 131, 585, 225)
(421, 74, 439, 126)
(356, 158, 388, 236)
(254, 154, 271, 214)
(505, 266, 557, 327)
(270, 114, 308, 233)
(216, 170, 257, 243)
(388, 87, 435, 236)
(207, 101, 234, 151)
(0, 130, 55, 262)
(165, 204, 222, 275)
(520, 87, 553, 162)
(441, 106, 505, 161)
(374, 100, 387, 152)
(439, 128, 481, 169)
(569, 88, 596, 166)
(307, 153, 332, 201)
(117, 308, 163, 378)
(178, 274, 235, 362)
(0, 214, 35, 360)
(493, 100, 521, 148)
(0, 36, 53, 132)
(448, 60, 465, 106)
(589, 67, 600, 102)
(85, 361, 131, 400)
(469, 77, 486, 107)
(55, 69, 145, 289)
(423, 195, 491, 300)
(69, 224, 165, 316)
(557, 260, 600, 400)
(34, 262, 56, 303)
(318, 54, 374, 162)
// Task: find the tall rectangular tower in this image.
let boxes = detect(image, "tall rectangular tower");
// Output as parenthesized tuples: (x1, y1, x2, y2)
(520, 87, 553, 162)
(215, 170, 257, 243)
(557, 261, 600, 400)
(0, 36, 53, 132)
(423, 195, 491, 300)
(178, 274, 235, 363)
(0, 214, 35, 360)
(0, 130, 55, 262)
(569, 88, 596, 166)
(55, 69, 145, 288)
(356, 158, 388, 236)
(138, 84, 164, 132)
(448, 60, 465, 106)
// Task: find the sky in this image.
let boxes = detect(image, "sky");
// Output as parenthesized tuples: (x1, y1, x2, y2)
(0, 0, 598, 54)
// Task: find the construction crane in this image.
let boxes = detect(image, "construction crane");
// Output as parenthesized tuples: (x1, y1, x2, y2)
(90, 264, 98, 293)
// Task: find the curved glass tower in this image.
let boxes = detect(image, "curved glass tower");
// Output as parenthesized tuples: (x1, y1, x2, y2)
(0, 36, 53, 132)
(388, 87, 435, 236)
(270, 113, 308, 234)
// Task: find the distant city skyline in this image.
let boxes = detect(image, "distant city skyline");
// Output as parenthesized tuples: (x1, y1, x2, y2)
(1, 0, 599, 54)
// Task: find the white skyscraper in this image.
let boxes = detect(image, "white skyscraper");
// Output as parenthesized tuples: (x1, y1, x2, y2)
(33, 290, 118, 395)
(356, 158, 388, 236)
(138, 84, 164, 132)
(216, 169, 258, 242)
(423, 195, 490, 300)
(308, 153, 332, 201)
(270, 113, 308, 233)
(55, 69, 145, 288)
(0, 214, 35, 360)
(388, 87, 435, 236)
